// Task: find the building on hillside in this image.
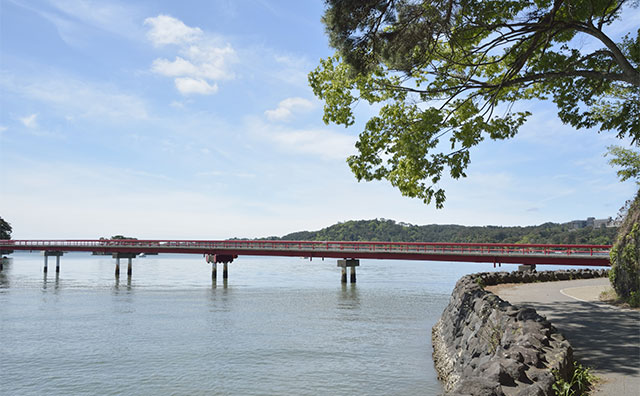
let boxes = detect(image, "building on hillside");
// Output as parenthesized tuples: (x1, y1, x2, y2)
(593, 217, 614, 228)
(567, 217, 615, 229)
(567, 220, 588, 229)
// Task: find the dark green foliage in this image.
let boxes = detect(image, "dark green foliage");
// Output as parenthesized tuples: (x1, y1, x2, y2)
(311, 0, 640, 207)
(99, 235, 138, 240)
(273, 218, 617, 245)
(609, 190, 640, 306)
(0, 217, 11, 240)
(0, 216, 13, 255)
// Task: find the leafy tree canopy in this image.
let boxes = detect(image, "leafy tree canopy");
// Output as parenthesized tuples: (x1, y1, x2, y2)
(310, 0, 640, 207)
(0, 216, 12, 240)
(606, 145, 640, 183)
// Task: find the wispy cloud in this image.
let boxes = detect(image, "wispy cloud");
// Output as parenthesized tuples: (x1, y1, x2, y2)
(265, 97, 315, 122)
(12, 0, 143, 47)
(196, 170, 256, 178)
(249, 118, 356, 160)
(19, 113, 38, 128)
(270, 53, 313, 87)
(1, 72, 149, 121)
(145, 14, 236, 96)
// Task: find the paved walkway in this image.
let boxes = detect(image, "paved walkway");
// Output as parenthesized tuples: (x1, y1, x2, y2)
(488, 278, 640, 395)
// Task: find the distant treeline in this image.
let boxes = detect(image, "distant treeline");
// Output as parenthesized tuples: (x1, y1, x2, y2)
(262, 219, 617, 245)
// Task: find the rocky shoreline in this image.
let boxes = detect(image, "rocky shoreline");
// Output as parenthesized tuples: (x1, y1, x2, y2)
(432, 269, 608, 396)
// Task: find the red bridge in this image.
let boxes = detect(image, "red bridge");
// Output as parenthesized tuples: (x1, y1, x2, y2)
(1, 239, 611, 266)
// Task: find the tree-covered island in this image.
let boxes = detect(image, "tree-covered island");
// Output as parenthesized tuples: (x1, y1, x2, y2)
(261, 218, 618, 245)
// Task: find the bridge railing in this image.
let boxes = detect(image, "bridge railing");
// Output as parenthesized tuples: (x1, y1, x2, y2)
(1, 239, 611, 257)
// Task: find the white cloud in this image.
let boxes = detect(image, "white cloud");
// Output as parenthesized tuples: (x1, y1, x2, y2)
(265, 97, 315, 122)
(20, 113, 38, 128)
(0, 126, 7, 133)
(175, 77, 218, 95)
(250, 119, 356, 160)
(270, 129, 354, 159)
(152, 44, 235, 81)
(145, 15, 235, 96)
(152, 57, 197, 77)
(183, 43, 235, 79)
(144, 14, 202, 46)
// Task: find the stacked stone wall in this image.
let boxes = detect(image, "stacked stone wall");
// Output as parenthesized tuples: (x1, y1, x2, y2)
(433, 269, 608, 396)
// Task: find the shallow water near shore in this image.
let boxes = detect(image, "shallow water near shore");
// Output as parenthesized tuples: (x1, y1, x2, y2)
(0, 253, 569, 395)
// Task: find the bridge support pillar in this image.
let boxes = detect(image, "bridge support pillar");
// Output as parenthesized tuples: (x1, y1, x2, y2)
(338, 259, 359, 283)
(206, 254, 235, 283)
(113, 253, 136, 278)
(518, 264, 536, 272)
(43, 251, 63, 274)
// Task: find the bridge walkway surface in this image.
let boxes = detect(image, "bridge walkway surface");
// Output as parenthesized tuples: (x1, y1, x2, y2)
(0, 240, 611, 266)
(489, 278, 640, 396)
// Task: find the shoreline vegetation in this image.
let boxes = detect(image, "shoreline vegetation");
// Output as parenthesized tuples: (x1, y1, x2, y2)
(249, 219, 617, 245)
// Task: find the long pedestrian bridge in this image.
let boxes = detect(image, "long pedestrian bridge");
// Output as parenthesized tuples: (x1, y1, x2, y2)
(0, 239, 611, 283)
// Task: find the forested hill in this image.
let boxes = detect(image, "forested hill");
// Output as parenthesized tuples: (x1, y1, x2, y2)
(268, 219, 617, 245)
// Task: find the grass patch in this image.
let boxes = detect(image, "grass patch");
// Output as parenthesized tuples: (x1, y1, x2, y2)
(553, 362, 597, 396)
(599, 287, 640, 310)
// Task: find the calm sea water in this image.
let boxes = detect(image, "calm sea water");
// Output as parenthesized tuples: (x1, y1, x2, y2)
(1, 252, 517, 395)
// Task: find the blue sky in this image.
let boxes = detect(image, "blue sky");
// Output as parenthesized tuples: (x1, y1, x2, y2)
(0, 0, 637, 239)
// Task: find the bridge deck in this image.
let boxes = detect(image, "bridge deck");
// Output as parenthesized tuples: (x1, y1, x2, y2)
(1, 240, 611, 266)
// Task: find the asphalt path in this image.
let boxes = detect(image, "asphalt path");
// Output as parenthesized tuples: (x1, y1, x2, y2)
(489, 277, 640, 395)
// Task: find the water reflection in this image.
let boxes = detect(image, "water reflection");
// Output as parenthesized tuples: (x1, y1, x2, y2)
(0, 258, 10, 289)
(338, 283, 360, 310)
(208, 283, 233, 312)
(211, 278, 229, 289)
(112, 275, 134, 294)
(41, 272, 61, 293)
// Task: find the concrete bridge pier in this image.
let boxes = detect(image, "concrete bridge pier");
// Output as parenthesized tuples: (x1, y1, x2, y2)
(338, 259, 359, 283)
(206, 254, 235, 282)
(518, 264, 536, 272)
(113, 253, 136, 278)
(43, 251, 64, 274)
(205, 255, 217, 280)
